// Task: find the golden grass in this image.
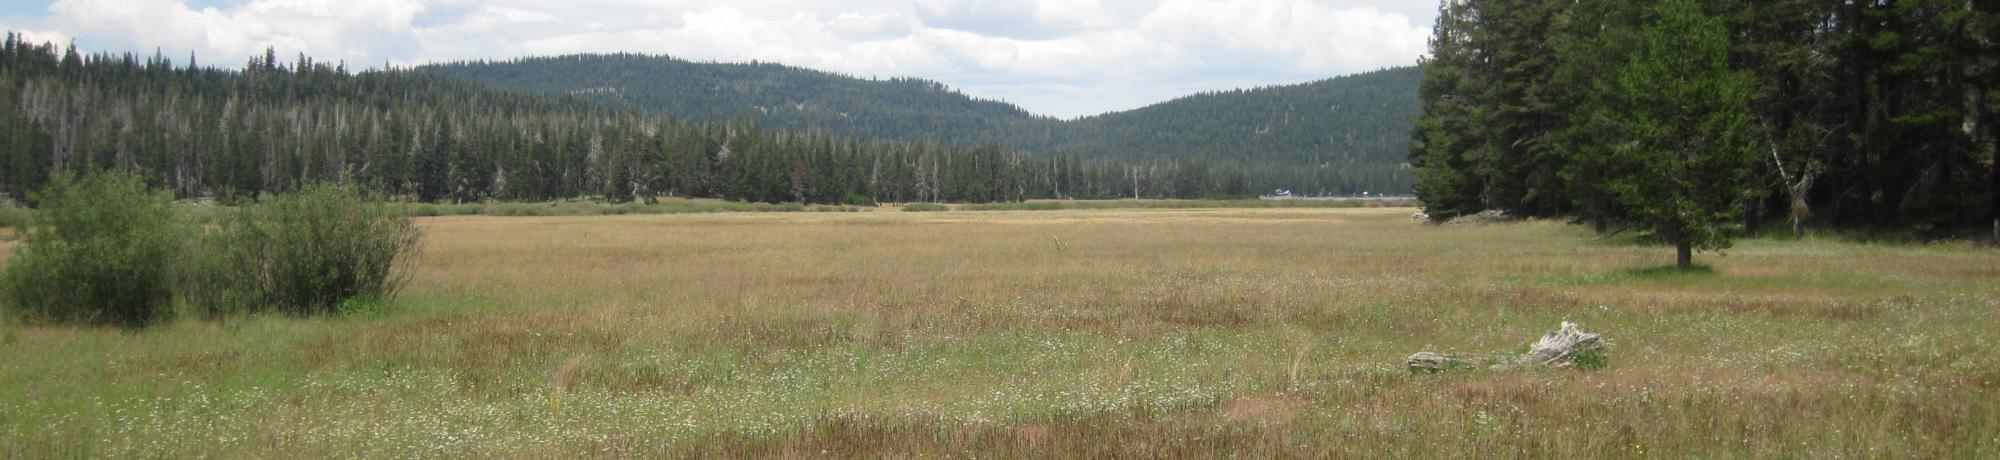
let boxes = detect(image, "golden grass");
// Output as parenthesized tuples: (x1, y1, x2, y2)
(2, 207, 1997, 457)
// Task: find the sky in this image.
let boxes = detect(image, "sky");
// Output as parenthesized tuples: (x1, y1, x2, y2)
(0, 0, 1437, 118)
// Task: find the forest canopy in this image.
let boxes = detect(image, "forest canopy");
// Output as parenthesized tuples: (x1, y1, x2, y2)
(1410, 0, 1998, 246)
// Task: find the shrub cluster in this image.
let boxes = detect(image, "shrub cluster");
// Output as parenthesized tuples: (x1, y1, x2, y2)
(902, 203, 949, 212)
(0, 174, 184, 327)
(187, 183, 421, 317)
(0, 173, 422, 326)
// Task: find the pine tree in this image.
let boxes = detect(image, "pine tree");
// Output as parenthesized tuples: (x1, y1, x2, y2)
(1581, 0, 1763, 268)
(1410, 0, 1487, 220)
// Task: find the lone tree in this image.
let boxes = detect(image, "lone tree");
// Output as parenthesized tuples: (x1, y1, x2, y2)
(1577, 0, 1761, 269)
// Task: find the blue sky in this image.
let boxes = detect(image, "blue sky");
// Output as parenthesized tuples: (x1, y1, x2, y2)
(2, 0, 1437, 118)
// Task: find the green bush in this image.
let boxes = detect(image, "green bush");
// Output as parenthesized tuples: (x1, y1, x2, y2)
(1572, 347, 1610, 371)
(840, 193, 877, 207)
(188, 183, 422, 317)
(0, 313, 14, 344)
(2, 173, 187, 327)
(903, 203, 948, 212)
(0, 207, 31, 231)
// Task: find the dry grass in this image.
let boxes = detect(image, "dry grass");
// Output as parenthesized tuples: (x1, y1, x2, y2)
(2, 207, 1997, 457)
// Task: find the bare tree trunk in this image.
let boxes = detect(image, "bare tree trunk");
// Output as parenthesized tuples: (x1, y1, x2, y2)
(1745, 163, 1764, 237)
(1676, 238, 1694, 270)
(1791, 172, 1814, 239)
(1745, 196, 1763, 237)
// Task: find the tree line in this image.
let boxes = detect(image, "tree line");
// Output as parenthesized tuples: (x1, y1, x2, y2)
(0, 34, 1353, 206)
(426, 54, 1421, 192)
(1410, 0, 1998, 259)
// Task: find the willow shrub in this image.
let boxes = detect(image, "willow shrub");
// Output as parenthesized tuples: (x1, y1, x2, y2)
(1, 173, 186, 327)
(188, 183, 422, 317)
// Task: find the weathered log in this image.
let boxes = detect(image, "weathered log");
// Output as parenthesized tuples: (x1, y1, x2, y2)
(1406, 322, 1606, 372)
(1517, 321, 1603, 368)
(1405, 352, 1470, 373)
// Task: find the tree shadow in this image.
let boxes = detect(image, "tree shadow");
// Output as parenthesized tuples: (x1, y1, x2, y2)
(1622, 265, 1717, 278)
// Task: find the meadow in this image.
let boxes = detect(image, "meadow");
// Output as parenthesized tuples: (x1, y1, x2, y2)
(1, 206, 1997, 457)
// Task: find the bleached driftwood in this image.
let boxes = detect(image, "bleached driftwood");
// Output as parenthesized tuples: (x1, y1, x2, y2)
(1406, 322, 1605, 373)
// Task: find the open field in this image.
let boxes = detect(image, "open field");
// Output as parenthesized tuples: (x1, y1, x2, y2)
(2, 207, 1998, 457)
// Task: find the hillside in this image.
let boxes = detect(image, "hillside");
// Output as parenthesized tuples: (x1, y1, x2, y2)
(422, 54, 1051, 147)
(423, 55, 1421, 169)
(0, 37, 1265, 205)
(1060, 67, 1420, 165)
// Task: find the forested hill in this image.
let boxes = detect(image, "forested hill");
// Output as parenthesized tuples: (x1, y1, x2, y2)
(1061, 67, 1420, 165)
(3, 34, 1399, 205)
(422, 54, 1051, 147)
(422, 54, 1421, 168)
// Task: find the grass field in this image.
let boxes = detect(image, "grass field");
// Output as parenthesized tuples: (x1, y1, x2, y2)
(2, 207, 1997, 457)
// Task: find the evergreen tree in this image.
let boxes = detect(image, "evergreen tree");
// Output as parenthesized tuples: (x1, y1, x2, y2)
(1578, 0, 1762, 268)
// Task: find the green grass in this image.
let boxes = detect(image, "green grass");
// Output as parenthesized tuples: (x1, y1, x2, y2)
(400, 197, 862, 217)
(957, 198, 1412, 211)
(0, 207, 28, 231)
(1, 208, 1996, 457)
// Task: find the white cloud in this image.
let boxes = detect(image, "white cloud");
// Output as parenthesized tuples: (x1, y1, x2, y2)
(46, 0, 425, 64)
(915, 0, 1120, 39)
(16, 0, 1433, 118)
(826, 12, 915, 40)
(1139, 0, 1429, 74)
(456, 6, 557, 32)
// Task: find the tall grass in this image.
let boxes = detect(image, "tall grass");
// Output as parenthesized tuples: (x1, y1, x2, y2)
(1, 207, 1995, 457)
(401, 198, 860, 217)
(956, 198, 1408, 211)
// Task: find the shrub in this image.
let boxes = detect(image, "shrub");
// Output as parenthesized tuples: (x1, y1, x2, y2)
(1, 173, 186, 327)
(903, 203, 948, 212)
(0, 207, 30, 231)
(1572, 347, 1609, 370)
(188, 183, 422, 317)
(840, 193, 877, 207)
